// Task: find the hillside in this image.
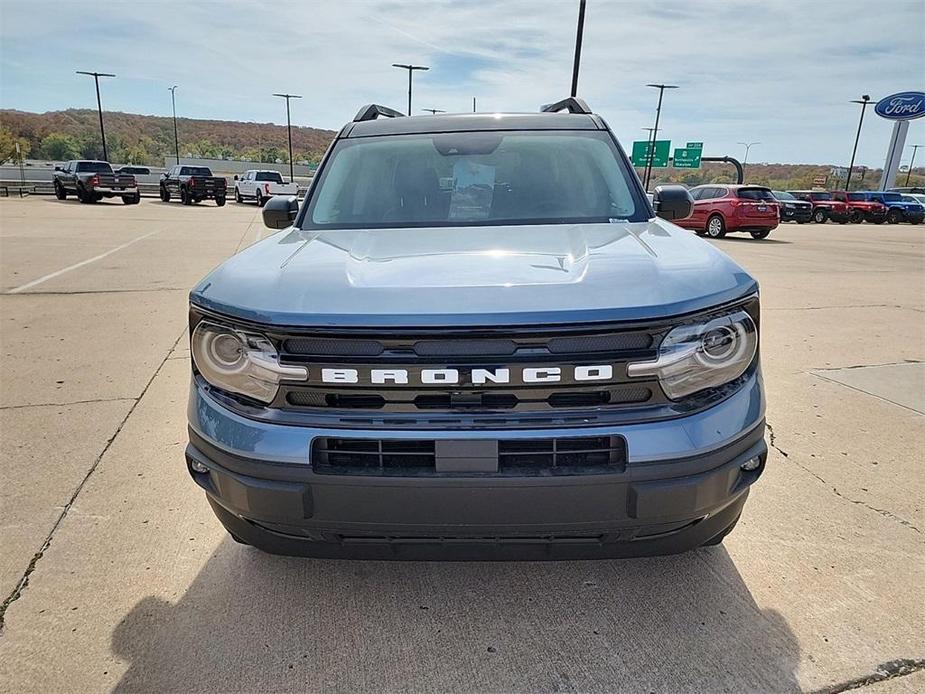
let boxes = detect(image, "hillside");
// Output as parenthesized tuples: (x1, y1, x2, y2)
(0, 109, 336, 167)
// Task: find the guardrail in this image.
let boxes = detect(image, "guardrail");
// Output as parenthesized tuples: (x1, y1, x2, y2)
(1, 179, 308, 199)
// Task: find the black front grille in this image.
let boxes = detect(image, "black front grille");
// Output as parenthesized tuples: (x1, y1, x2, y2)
(272, 322, 667, 415)
(312, 435, 627, 476)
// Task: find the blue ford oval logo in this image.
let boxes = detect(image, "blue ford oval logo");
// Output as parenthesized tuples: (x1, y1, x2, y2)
(875, 91, 925, 120)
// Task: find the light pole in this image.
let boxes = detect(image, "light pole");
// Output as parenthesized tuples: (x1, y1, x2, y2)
(571, 0, 587, 97)
(845, 95, 871, 192)
(169, 85, 180, 166)
(391, 64, 429, 116)
(272, 92, 302, 183)
(738, 141, 760, 167)
(422, 108, 445, 115)
(905, 144, 922, 186)
(472, 97, 476, 113)
(643, 83, 678, 192)
(76, 70, 115, 161)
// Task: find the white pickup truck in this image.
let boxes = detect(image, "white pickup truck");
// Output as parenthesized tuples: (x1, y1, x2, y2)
(233, 170, 299, 206)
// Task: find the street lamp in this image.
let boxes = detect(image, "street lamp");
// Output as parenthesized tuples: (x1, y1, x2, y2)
(422, 108, 445, 115)
(168, 86, 180, 166)
(272, 92, 302, 183)
(643, 83, 678, 192)
(391, 64, 429, 116)
(76, 70, 115, 161)
(738, 141, 760, 167)
(571, 0, 587, 97)
(845, 95, 871, 192)
(905, 144, 922, 186)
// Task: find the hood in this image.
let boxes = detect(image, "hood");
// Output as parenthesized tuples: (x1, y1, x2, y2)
(190, 220, 758, 327)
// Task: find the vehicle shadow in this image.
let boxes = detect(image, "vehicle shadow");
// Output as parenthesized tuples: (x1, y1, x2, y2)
(712, 236, 792, 245)
(111, 539, 801, 693)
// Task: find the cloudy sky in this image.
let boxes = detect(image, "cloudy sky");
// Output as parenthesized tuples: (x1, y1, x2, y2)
(1, 0, 923, 167)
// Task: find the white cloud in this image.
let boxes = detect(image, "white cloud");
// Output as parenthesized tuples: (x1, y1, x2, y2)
(1, 0, 923, 166)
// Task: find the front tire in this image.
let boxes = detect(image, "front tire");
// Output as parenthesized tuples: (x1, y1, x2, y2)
(750, 229, 771, 239)
(850, 210, 863, 224)
(887, 209, 903, 224)
(160, 185, 171, 202)
(54, 181, 67, 200)
(235, 187, 243, 203)
(812, 208, 828, 224)
(705, 214, 726, 238)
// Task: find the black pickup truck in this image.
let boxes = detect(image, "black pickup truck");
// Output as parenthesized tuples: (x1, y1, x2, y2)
(159, 165, 227, 206)
(53, 160, 140, 204)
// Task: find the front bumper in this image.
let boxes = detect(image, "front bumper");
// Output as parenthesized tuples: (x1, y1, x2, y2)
(187, 371, 766, 559)
(780, 207, 812, 222)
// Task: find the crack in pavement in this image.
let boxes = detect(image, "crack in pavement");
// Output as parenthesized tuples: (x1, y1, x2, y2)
(2, 288, 189, 296)
(811, 359, 924, 372)
(766, 423, 922, 535)
(0, 327, 187, 632)
(0, 397, 136, 411)
(808, 658, 925, 694)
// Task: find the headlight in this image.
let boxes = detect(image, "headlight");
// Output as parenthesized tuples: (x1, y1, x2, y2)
(191, 321, 307, 403)
(627, 309, 757, 400)
(783, 203, 795, 209)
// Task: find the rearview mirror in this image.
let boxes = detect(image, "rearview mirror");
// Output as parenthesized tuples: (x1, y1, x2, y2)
(652, 185, 693, 221)
(263, 195, 299, 229)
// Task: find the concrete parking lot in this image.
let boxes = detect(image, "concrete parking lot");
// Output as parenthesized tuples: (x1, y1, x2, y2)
(0, 197, 922, 693)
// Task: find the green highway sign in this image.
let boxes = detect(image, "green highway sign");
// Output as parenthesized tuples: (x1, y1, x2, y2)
(631, 140, 671, 168)
(686, 141, 704, 150)
(673, 147, 702, 169)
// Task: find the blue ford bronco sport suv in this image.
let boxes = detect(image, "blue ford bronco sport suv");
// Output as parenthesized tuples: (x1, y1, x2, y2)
(186, 98, 767, 560)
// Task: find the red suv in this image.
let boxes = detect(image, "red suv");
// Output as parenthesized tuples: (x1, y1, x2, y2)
(677, 185, 780, 239)
(787, 191, 851, 224)
(829, 191, 887, 223)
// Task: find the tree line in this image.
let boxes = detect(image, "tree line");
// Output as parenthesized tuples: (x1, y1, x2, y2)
(0, 108, 335, 167)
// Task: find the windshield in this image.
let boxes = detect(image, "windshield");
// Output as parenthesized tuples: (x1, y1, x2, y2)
(810, 192, 833, 201)
(76, 161, 113, 173)
(736, 187, 775, 201)
(773, 191, 795, 201)
(181, 167, 213, 176)
(256, 171, 284, 183)
(305, 131, 645, 228)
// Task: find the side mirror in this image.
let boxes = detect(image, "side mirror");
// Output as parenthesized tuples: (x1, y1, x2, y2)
(233, 174, 239, 181)
(160, 172, 168, 179)
(263, 195, 299, 229)
(54, 165, 62, 172)
(652, 185, 693, 221)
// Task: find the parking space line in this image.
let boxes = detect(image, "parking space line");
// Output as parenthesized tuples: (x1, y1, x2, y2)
(7, 230, 161, 294)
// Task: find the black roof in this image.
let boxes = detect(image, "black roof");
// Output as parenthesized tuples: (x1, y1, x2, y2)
(343, 112, 604, 138)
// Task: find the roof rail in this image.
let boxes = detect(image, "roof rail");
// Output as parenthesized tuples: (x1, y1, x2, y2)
(353, 104, 406, 122)
(540, 97, 592, 114)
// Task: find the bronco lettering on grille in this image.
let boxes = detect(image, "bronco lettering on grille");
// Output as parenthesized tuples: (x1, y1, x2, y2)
(314, 365, 615, 386)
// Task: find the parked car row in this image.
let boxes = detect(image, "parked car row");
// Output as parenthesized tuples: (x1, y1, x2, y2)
(51, 161, 305, 209)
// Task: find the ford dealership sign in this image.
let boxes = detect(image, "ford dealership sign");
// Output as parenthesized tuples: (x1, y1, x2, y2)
(875, 91, 925, 120)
